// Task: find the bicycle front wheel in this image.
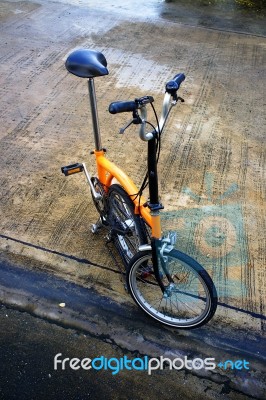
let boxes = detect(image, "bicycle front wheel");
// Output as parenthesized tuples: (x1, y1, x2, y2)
(126, 250, 217, 328)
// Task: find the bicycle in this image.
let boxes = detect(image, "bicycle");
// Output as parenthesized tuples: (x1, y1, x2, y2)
(61, 49, 217, 328)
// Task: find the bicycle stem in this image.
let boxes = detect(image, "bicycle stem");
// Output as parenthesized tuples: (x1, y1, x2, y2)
(139, 92, 175, 141)
(158, 92, 175, 133)
(148, 137, 160, 206)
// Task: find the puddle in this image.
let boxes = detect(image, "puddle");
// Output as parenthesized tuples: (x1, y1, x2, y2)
(49, 0, 161, 19)
(162, 0, 266, 35)
(48, 0, 266, 35)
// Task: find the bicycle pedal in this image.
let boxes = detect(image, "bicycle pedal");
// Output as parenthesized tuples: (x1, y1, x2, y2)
(91, 219, 103, 234)
(61, 163, 84, 176)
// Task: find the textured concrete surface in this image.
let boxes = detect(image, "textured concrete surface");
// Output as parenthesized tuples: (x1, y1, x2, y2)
(0, 2, 265, 396)
(0, 0, 265, 398)
(0, 0, 265, 328)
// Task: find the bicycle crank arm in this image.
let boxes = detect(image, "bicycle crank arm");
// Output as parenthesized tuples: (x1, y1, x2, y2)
(61, 162, 102, 201)
(110, 227, 131, 236)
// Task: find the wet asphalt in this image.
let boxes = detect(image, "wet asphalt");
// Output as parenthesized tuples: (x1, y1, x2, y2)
(0, 251, 265, 399)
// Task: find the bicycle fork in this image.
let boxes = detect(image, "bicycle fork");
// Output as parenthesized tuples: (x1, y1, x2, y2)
(140, 232, 177, 296)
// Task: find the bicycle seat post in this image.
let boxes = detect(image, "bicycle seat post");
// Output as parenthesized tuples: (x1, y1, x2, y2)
(65, 49, 109, 151)
(88, 78, 102, 151)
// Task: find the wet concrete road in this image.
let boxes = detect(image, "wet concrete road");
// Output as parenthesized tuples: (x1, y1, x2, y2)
(0, 0, 265, 398)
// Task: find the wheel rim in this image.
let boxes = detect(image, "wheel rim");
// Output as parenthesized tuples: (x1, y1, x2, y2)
(128, 254, 212, 327)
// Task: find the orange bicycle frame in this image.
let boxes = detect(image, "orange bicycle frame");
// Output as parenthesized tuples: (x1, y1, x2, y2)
(94, 149, 162, 239)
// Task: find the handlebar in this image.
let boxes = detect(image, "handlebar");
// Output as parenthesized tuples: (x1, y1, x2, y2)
(109, 95, 154, 115)
(173, 73, 186, 88)
(165, 73, 185, 97)
(109, 100, 136, 114)
(108, 73, 185, 141)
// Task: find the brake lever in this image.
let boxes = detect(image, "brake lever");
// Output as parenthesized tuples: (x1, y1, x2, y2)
(119, 111, 142, 134)
(172, 95, 184, 102)
(119, 119, 134, 134)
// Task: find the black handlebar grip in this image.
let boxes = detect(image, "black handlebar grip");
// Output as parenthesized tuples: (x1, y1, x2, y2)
(173, 73, 186, 88)
(109, 101, 137, 114)
(165, 73, 186, 95)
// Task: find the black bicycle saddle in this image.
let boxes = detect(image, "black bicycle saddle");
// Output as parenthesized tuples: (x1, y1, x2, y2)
(65, 49, 108, 78)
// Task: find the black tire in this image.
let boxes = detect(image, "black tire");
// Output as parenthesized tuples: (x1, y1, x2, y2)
(126, 249, 217, 328)
(107, 184, 148, 266)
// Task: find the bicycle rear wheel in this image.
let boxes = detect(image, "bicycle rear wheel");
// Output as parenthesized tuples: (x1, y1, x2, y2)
(107, 184, 148, 266)
(126, 249, 217, 328)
